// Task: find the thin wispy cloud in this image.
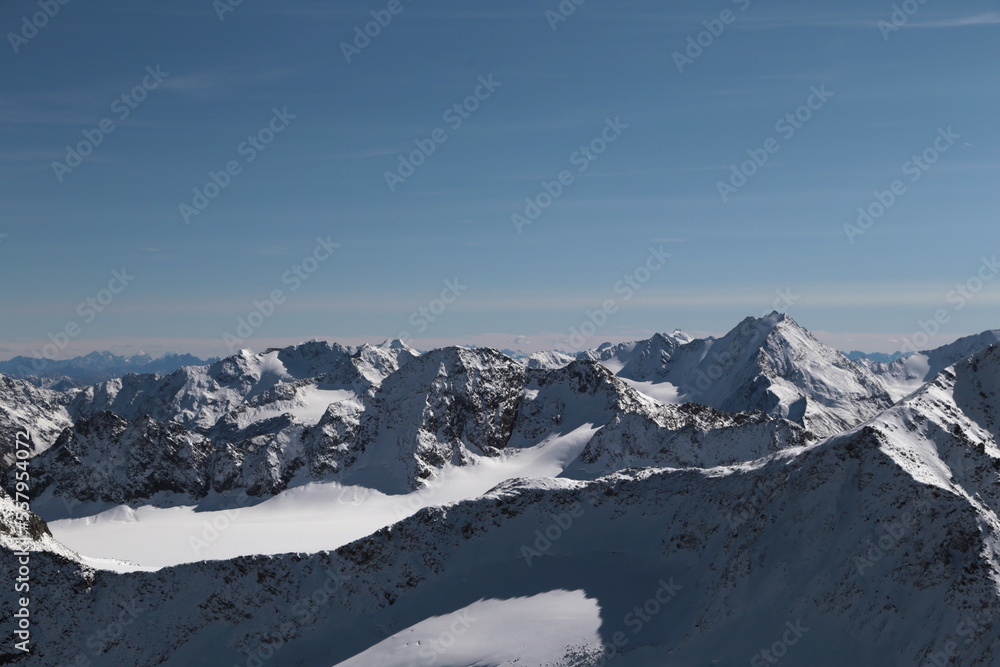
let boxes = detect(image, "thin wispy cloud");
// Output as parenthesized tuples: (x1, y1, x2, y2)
(909, 12, 1000, 28)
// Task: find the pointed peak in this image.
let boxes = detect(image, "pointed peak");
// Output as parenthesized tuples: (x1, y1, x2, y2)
(755, 310, 802, 331)
(719, 312, 811, 353)
(669, 329, 695, 343)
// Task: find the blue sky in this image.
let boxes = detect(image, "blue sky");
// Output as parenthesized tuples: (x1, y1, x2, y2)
(1, 0, 998, 360)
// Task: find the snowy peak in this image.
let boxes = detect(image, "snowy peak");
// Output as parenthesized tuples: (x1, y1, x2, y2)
(928, 330, 1000, 367)
(520, 350, 575, 370)
(842, 343, 1000, 532)
(353, 341, 418, 386)
(735, 313, 894, 435)
(593, 313, 892, 438)
(576, 329, 693, 375)
(377, 337, 414, 351)
(613, 331, 689, 381)
(66, 340, 408, 432)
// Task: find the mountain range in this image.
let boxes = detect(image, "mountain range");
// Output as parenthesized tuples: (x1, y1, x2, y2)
(2, 313, 1000, 665)
(0, 351, 218, 390)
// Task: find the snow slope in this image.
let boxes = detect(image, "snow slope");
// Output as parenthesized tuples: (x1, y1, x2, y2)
(866, 329, 1000, 401)
(332, 590, 603, 667)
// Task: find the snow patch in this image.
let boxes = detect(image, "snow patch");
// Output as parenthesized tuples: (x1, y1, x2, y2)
(332, 590, 602, 667)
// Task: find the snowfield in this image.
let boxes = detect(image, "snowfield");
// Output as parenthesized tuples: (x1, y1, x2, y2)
(46, 424, 600, 568)
(332, 590, 603, 667)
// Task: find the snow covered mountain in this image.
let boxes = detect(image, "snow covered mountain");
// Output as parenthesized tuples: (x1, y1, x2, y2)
(864, 329, 1000, 401)
(0, 375, 71, 466)
(520, 349, 576, 370)
(17, 341, 419, 509)
(65, 341, 414, 430)
(3, 319, 1000, 666)
(581, 313, 894, 438)
(21, 346, 805, 508)
(6, 344, 1000, 665)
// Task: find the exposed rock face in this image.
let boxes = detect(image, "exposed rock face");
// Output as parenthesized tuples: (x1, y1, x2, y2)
(347, 347, 528, 492)
(0, 375, 72, 466)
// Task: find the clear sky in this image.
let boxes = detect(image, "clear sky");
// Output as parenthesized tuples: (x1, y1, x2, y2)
(1, 0, 998, 360)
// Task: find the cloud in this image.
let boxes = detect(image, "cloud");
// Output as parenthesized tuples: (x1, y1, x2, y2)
(159, 68, 297, 97)
(909, 12, 1000, 28)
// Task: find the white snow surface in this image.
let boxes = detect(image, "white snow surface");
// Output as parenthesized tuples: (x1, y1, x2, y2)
(332, 590, 602, 667)
(47, 425, 599, 569)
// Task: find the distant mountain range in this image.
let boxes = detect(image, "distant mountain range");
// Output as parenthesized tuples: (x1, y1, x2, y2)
(843, 350, 911, 363)
(0, 344, 952, 387)
(0, 351, 218, 388)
